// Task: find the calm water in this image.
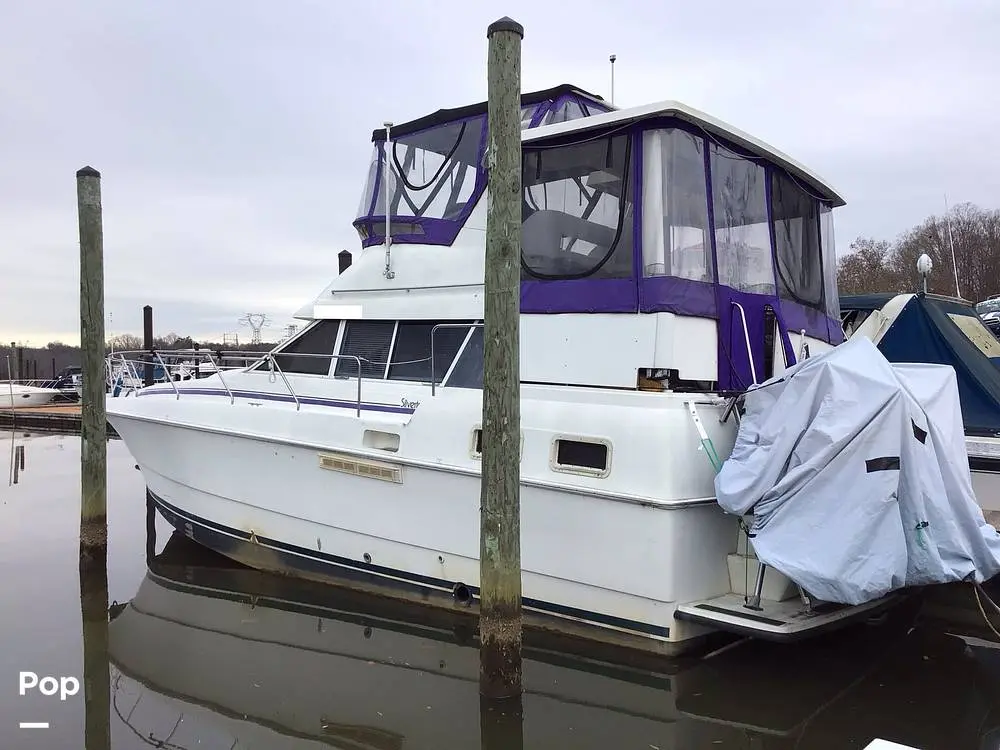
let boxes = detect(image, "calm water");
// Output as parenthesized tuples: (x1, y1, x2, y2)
(3, 432, 1000, 749)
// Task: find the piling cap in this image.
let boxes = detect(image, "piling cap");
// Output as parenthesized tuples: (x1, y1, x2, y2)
(488, 16, 524, 38)
(76, 165, 101, 178)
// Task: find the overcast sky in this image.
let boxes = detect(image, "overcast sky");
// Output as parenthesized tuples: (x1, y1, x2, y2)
(2, 0, 998, 346)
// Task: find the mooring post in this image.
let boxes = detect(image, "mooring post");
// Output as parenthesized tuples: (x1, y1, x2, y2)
(142, 304, 154, 386)
(80, 563, 110, 748)
(16, 346, 23, 382)
(77, 166, 107, 571)
(479, 16, 524, 700)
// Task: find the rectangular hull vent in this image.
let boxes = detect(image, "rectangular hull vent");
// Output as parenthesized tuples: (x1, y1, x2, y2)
(318, 452, 403, 483)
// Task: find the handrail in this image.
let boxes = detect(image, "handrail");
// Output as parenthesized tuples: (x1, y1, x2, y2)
(266, 354, 299, 411)
(430, 322, 484, 396)
(152, 351, 181, 399)
(105, 348, 367, 417)
(730, 301, 759, 386)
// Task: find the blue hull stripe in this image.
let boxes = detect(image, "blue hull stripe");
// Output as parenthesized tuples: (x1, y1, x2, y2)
(149, 490, 671, 639)
(136, 387, 416, 415)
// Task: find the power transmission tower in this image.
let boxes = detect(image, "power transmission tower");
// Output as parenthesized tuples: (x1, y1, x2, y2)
(238, 313, 270, 346)
(281, 324, 299, 342)
(222, 332, 240, 348)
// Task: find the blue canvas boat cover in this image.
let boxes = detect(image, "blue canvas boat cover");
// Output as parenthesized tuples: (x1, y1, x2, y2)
(715, 335, 1000, 605)
(841, 293, 1000, 437)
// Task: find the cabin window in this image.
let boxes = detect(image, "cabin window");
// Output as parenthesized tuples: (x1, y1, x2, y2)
(551, 437, 611, 477)
(387, 322, 473, 383)
(446, 326, 485, 389)
(642, 129, 714, 282)
(521, 133, 633, 281)
(709, 144, 775, 294)
(771, 171, 824, 309)
(543, 98, 587, 125)
(335, 321, 395, 379)
(820, 204, 840, 320)
(271, 320, 341, 375)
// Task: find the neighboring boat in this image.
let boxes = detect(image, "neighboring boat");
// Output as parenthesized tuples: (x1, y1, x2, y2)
(42, 365, 83, 401)
(840, 291, 1000, 520)
(0, 383, 62, 409)
(108, 83, 965, 653)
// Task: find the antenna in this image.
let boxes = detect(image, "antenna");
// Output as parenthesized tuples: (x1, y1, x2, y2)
(237, 313, 270, 346)
(609, 54, 616, 105)
(943, 193, 961, 299)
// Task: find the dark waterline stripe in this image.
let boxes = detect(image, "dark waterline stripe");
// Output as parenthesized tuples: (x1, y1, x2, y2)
(149, 490, 671, 639)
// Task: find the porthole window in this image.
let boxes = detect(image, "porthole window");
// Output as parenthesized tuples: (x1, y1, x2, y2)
(550, 437, 611, 477)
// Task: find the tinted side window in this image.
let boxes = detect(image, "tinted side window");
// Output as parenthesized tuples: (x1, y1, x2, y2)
(273, 320, 340, 375)
(335, 321, 395, 379)
(388, 322, 472, 383)
(447, 327, 484, 388)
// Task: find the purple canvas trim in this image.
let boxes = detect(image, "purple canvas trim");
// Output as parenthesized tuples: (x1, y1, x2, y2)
(717, 289, 772, 390)
(356, 216, 470, 249)
(777, 300, 840, 344)
(136, 387, 417, 415)
(639, 276, 718, 317)
(520, 278, 637, 313)
(528, 101, 550, 128)
(769, 302, 798, 367)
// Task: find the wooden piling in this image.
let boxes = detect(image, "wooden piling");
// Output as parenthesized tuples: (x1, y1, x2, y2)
(80, 565, 111, 748)
(76, 166, 107, 570)
(143, 304, 154, 386)
(479, 16, 524, 700)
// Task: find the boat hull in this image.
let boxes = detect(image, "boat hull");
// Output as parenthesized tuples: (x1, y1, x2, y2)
(118, 406, 737, 657)
(0, 384, 61, 408)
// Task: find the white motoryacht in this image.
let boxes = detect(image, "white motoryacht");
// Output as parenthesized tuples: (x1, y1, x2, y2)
(106, 83, 897, 654)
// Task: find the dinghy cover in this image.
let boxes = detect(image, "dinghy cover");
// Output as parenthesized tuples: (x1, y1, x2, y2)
(715, 335, 1000, 605)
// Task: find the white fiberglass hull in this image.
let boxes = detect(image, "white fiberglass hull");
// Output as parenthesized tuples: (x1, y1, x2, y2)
(107, 372, 741, 655)
(968, 436, 1000, 515)
(0, 384, 61, 408)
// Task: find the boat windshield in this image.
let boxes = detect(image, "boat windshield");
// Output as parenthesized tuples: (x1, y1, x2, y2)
(353, 87, 612, 249)
(354, 116, 486, 247)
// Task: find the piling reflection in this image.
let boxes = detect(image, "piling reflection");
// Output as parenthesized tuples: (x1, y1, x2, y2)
(104, 511, 1000, 749)
(80, 555, 110, 749)
(480, 695, 523, 750)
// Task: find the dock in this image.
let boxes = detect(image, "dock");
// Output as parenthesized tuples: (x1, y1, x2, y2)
(0, 404, 119, 438)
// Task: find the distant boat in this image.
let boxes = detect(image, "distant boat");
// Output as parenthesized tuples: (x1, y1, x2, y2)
(0, 383, 62, 409)
(841, 291, 1000, 520)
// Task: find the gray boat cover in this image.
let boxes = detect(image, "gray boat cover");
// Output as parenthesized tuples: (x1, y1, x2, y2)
(716, 335, 1000, 605)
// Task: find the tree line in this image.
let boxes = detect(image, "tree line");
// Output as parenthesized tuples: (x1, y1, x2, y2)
(837, 202, 1000, 301)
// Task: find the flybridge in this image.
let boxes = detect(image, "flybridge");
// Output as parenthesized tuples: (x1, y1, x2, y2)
(303, 86, 848, 393)
(353, 84, 614, 249)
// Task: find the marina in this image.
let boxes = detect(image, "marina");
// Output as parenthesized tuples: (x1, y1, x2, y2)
(3, 431, 1000, 749)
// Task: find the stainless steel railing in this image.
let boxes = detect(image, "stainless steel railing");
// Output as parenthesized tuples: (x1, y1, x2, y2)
(104, 349, 367, 416)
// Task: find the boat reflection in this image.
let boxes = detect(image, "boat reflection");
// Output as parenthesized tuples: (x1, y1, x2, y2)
(108, 529, 1000, 749)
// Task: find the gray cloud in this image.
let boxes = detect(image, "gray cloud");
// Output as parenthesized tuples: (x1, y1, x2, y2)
(2, 0, 999, 344)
